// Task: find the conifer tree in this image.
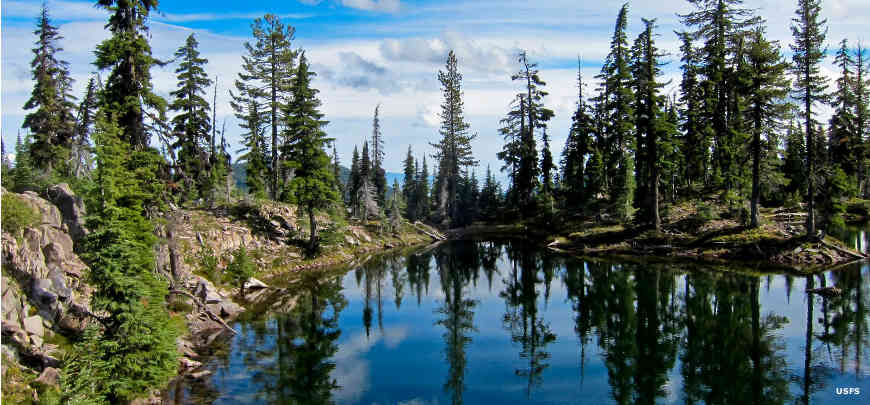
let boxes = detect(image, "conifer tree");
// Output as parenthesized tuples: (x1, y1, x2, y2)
(169, 33, 213, 201)
(417, 156, 431, 221)
(790, 0, 829, 235)
(403, 146, 417, 220)
(332, 143, 343, 196)
(829, 39, 858, 190)
(63, 113, 179, 403)
(233, 97, 268, 198)
(235, 14, 297, 199)
(23, 4, 76, 172)
(562, 59, 594, 206)
(676, 31, 709, 189)
(599, 4, 635, 220)
(784, 121, 807, 196)
(94, 0, 165, 148)
(70, 77, 98, 178)
(11, 133, 37, 191)
(371, 104, 388, 205)
(680, 0, 760, 192)
(281, 53, 338, 251)
(349, 145, 361, 206)
(631, 18, 667, 230)
(744, 27, 790, 227)
(855, 43, 869, 196)
(432, 51, 477, 225)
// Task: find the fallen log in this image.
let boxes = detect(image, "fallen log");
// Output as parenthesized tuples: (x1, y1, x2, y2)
(169, 290, 237, 335)
(819, 238, 866, 260)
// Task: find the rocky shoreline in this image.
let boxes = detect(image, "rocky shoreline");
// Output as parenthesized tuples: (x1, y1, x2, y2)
(1, 185, 441, 403)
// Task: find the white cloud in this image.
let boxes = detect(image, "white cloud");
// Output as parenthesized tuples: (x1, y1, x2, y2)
(341, 0, 401, 13)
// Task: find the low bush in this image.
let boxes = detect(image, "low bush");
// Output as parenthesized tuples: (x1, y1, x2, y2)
(2, 193, 40, 237)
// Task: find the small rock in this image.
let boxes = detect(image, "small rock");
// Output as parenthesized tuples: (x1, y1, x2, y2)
(220, 301, 243, 319)
(243, 277, 268, 290)
(30, 334, 44, 348)
(2, 320, 29, 347)
(179, 357, 202, 370)
(23, 315, 45, 337)
(35, 367, 60, 387)
(189, 370, 212, 379)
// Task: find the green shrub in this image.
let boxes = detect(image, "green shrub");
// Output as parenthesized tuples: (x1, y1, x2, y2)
(695, 201, 717, 222)
(224, 246, 256, 294)
(198, 246, 220, 284)
(2, 193, 40, 237)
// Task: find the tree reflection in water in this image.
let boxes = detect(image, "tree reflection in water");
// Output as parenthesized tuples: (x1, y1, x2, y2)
(172, 241, 868, 405)
(241, 271, 346, 405)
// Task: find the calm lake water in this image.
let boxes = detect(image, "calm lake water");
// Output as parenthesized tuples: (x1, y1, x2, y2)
(167, 240, 869, 405)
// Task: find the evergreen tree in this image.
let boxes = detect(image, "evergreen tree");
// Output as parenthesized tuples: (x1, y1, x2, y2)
(94, 0, 165, 148)
(479, 165, 502, 220)
(503, 51, 554, 217)
(417, 156, 431, 221)
(11, 132, 37, 191)
(790, 0, 829, 235)
(676, 31, 710, 190)
(855, 43, 869, 196)
(679, 0, 760, 192)
(784, 121, 807, 197)
(349, 146, 361, 206)
(744, 27, 789, 227)
(169, 33, 213, 201)
(233, 97, 268, 198)
(599, 4, 635, 220)
(631, 18, 668, 230)
(371, 104, 388, 205)
(23, 4, 76, 172)
(562, 59, 594, 206)
(829, 39, 858, 192)
(332, 143, 343, 196)
(403, 146, 417, 220)
(281, 53, 338, 251)
(432, 51, 478, 225)
(63, 113, 178, 404)
(235, 14, 297, 199)
(70, 77, 98, 178)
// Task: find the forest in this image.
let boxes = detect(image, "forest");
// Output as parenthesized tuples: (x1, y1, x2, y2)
(1, 0, 868, 403)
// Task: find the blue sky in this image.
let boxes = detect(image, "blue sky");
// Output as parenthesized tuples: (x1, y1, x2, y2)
(2, 0, 868, 175)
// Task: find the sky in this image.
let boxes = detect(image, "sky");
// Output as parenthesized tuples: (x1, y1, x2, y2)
(2, 0, 869, 176)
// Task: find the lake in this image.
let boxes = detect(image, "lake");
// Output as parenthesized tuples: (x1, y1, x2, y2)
(166, 240, 869, 404)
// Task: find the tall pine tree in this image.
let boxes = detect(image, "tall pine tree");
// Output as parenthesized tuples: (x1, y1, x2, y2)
(790, 0, 829, 235)
(23, 4, 76, 173)
(281, 53, 339, 251)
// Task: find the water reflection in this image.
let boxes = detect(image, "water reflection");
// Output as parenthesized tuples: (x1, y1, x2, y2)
(174, 240, 870, 405)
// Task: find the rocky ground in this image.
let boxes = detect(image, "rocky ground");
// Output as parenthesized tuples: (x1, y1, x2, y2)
(1, 185, 441, 403)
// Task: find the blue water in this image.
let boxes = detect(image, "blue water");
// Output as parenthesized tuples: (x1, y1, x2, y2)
(167, 240, 870, 405)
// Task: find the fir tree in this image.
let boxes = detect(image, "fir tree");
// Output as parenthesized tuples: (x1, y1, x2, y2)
(744, 27, 789, 227)
(70, 77, 98, 178)
(234, 97, 268, 198)
(677, 31, 710, 190)
(64, 113, 178, 404)
(784, 121, 807, 197)
(790, 0, 829, 235)
(235, 14, 297, 199)
(23, 4, 76, 172)
(94, 0, 165, 148)
(828, 39, 858, 191)
(332, 143, 343, 196)
(680, 0, 760, 192)
(631, 18, 668, 230)
(855, 43, 869, 196)
(403, 146, 417, 220)
(281, 53, 338, 251)
(371, 105, 388, 205)
(599, 4, 635, 220)
(432, 51, 477, 225)
(169, 33, 213, 201)
(562, 59, 594, 206)
(349, 145, 361, 207)
(417, 156, 431, 221)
